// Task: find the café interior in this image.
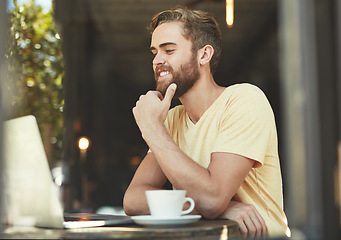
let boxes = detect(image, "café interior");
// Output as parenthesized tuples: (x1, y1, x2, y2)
(1, 0, 341, 239)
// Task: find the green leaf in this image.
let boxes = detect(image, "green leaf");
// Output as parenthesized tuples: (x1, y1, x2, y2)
(6, 0, 64, 166)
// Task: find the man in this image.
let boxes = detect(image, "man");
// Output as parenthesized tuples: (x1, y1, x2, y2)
(123, 7, 290, 238)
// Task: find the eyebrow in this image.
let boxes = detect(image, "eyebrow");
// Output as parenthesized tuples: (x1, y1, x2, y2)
(150, 42, 177, 51)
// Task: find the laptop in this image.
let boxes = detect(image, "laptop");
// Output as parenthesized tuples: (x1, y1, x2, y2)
(2, 115, 133, 229)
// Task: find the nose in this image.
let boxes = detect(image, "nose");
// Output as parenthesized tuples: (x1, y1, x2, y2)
(152, 52, 165, 66)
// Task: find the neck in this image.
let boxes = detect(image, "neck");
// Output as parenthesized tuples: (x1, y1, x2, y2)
(179, 74, 225, 124)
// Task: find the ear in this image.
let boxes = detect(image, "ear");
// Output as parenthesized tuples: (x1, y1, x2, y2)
(198, 45, 214, 66)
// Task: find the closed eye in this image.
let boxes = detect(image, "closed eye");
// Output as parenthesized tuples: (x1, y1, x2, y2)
(166, 49, 175, 54)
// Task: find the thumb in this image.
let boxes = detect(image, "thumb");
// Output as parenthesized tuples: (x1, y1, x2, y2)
(163, 83, 177, 104)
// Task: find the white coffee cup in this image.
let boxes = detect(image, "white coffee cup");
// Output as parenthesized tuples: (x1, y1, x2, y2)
(145, 190, 195, 218)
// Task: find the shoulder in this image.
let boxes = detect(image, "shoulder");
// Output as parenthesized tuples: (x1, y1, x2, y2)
(222, 83, 274, 118)
(223, 83, 270, 105)
(225, 83, 266, 98)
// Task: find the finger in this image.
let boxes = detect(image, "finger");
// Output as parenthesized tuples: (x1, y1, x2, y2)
(243, 217, 257, 239)
(255, 218, 267, 239)
(163, 83, 177, 104)
(248, 212, 263, 239)
(262, 225, 268, 239)
(242, 204, 266, 239)
(251, 208, 267, 238)
(235, 220, 248, 239)
(132, 107, 137, 119)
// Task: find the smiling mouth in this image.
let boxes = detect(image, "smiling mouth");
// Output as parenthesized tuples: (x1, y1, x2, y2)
(159, 71, 170, 77)
(155, 66, 172, 80)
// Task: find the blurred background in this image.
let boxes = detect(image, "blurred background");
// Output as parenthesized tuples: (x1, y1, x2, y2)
(1, 0, 340, 239)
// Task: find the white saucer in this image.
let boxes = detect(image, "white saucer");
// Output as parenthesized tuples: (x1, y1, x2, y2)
(131, 215, 201, 226)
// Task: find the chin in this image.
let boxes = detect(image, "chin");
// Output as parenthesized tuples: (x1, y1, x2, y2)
(156, 82, 173, 96)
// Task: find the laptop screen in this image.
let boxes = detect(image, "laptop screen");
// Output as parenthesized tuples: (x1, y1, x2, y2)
(3, 115, 65, 228)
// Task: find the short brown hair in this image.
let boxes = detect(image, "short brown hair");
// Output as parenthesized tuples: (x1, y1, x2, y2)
(148, 6, 222, 74)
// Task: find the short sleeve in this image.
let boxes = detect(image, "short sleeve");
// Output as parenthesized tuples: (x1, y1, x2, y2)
(212, 85, 275, 167)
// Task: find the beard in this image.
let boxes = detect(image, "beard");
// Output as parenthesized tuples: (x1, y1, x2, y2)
(155, 54, 200, 99)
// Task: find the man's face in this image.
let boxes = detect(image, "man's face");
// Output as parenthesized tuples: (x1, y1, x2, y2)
(150, 22, 200, 98)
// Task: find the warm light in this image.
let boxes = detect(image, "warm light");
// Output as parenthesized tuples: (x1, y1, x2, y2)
(78, 137, 90, 151)
(226, 0, 234, 28)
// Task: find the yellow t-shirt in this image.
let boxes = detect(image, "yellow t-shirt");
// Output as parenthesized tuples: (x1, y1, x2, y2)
(164, 83, 290, 237)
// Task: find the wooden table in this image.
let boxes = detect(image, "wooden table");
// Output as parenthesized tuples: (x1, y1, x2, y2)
(0, 219, 240, 239)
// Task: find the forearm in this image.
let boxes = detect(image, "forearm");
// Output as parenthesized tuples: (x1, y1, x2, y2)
(123, 151, 169, 216)
(123, 184, 161, 216)
(142, 122, 227, 218)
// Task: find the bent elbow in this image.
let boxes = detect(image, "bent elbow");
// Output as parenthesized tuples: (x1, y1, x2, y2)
(123, 192, 135, 216)
(122, 197, 130, 215)
(201, 209, 223, 220)
(199, 198, 226, 219)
